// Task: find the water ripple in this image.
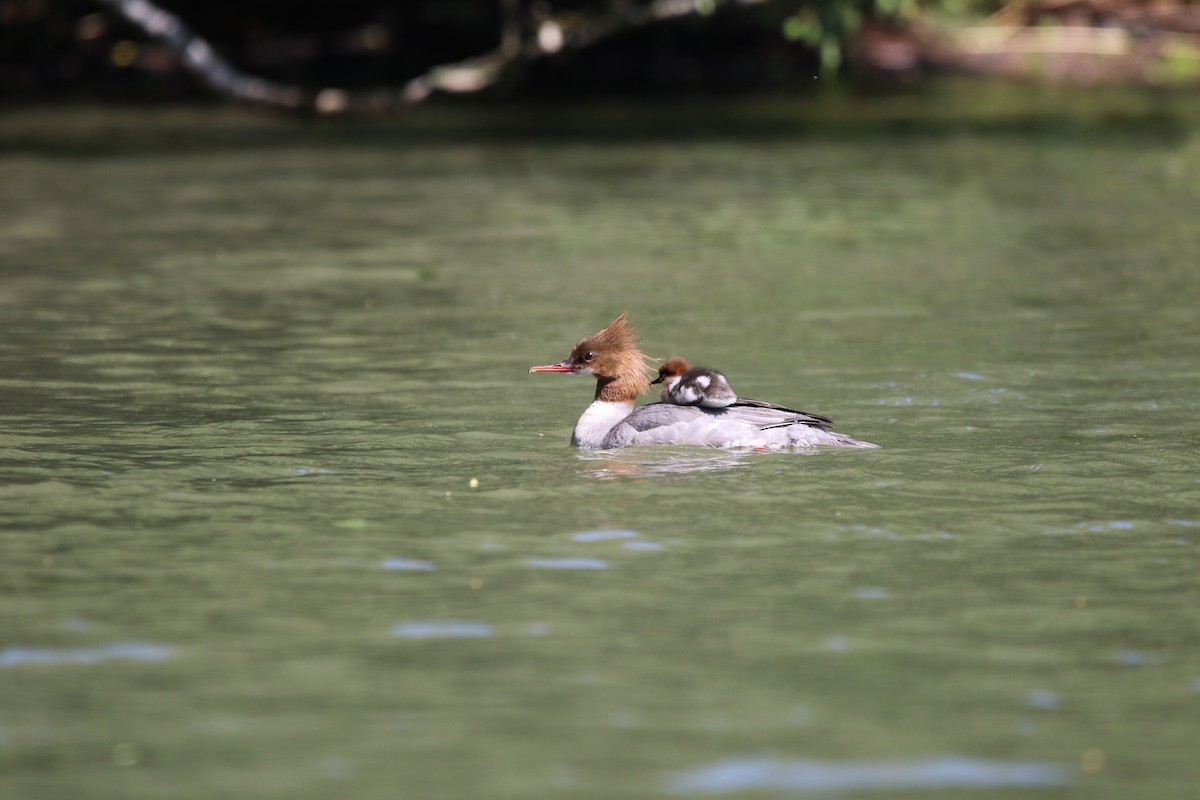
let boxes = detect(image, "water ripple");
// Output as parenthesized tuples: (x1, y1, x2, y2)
(390, 621, 492, 639)
(381, 558, 435, 572)
(1026, 690, 1061, 709)
(572, 529, 638, 542)
(1046, 519, 1139, 536)
(822, 636, 850, 652)
(0, 642, 174, 668)
(1115, 650, 1161, 666)
(527, 557, 608, 570)
(664, 756, 1072, 794)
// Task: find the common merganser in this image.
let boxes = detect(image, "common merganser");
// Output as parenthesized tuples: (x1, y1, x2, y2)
(651, 357, 737, 408)
(529, 315, 878, 450)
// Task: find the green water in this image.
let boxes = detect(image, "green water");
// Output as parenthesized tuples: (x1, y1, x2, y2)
(2, 92, 1198, 799)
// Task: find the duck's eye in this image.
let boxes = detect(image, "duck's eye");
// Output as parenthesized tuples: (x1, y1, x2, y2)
(584, 352, 595, 362)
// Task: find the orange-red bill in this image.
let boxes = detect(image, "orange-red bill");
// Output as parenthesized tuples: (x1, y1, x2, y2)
(529, 360, 574, 374)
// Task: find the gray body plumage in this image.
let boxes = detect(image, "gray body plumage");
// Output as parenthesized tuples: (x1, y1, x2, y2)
(599, 402, 877, 450)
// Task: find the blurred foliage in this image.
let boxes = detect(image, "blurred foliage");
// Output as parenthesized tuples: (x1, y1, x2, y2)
(0, 0, 1008, 101)
(1150, 36, 1200, 84)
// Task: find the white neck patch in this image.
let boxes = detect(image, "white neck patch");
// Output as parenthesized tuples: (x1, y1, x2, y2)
(571, 400, 634, 448)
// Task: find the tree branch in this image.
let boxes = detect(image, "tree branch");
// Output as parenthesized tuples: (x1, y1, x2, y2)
(95, 0, 306, 109)
(97, 0, 766, 115)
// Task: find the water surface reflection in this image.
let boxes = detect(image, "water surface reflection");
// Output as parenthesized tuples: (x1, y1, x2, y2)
(664, 756, 1073, 794)
(575, 448, 757, 479)
(390, 622, 493, 639)
(0, 642, 174, 667)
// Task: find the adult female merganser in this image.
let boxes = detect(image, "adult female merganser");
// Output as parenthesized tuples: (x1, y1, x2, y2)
(529, 315, 878, 450)
(651, 357, 738, 408)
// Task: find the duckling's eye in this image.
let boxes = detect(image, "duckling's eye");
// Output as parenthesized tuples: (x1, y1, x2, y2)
(584, 352, 595, 362)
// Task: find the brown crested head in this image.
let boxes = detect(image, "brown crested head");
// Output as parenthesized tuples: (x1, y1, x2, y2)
(568, 313, 637, 369)
(576, 312, 652, 377)
(651, 356, 692, 385)
(530, 314, 653, 401)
